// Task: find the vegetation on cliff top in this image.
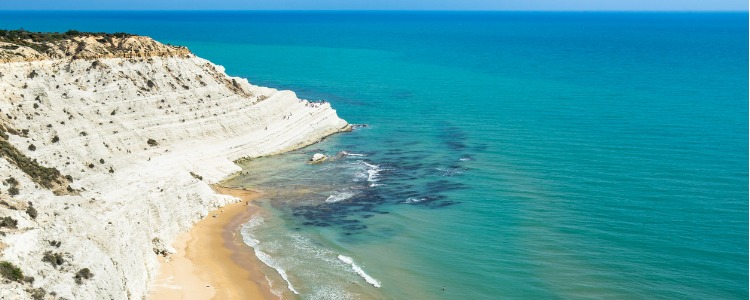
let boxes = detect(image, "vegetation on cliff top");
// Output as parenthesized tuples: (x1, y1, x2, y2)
(0, 29, 135, 52)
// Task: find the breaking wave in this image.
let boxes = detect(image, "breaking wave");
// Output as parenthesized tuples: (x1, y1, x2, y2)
(337, 255, 382, 288)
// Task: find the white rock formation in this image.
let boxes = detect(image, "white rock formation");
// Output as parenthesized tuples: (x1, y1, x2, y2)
(0, 35, 348, 299)
(309, 153, 328, 164)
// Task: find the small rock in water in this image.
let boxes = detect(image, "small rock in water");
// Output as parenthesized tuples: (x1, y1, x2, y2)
(309, 153, 328, 164)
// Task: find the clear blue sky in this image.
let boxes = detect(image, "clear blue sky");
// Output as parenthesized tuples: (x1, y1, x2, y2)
(0, 0, 746, 11)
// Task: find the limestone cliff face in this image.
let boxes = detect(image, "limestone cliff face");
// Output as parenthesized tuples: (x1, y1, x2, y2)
(0, 34, 348, 299)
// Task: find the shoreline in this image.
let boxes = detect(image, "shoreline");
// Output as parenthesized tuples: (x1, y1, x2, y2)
(148, 185, 276, 300)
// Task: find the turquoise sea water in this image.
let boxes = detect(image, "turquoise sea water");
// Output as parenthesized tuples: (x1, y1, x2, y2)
(2, 11, 747, 299)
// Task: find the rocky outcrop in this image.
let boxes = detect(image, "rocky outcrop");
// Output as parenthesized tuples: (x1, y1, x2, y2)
(0, 33, 348, 299)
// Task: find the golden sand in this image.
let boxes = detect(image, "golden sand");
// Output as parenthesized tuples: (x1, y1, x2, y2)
(148, 185, 275, 300)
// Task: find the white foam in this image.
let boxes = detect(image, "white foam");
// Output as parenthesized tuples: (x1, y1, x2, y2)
(244, 214, 265, 229)
(255, 250, 300, 295)
(362, 161, 381, 182)
(341, 151, 366, 157)
(326, 190, 355, 203)
(337, 255, 382, 288)
(405, 197, 426, 203)
(240, 216, 300, 295)
(459, 157, 471, 161)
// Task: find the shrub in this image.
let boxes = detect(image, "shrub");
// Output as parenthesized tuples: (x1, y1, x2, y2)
(87, 163, 94, 169)
(26, 205, 37, 219)
(0, 261, 23, 282)
(147, 139, 158, 147)
(27, 144, 36, 151)
(99, 159, 104, 164)
(74, 268, 93, 284)
(0, 216, 17, 228)
(28, 288, 46, 300)
(8, 186, 19, 196)
(42, 251, 64, 268)
(51, 135, 59, 143)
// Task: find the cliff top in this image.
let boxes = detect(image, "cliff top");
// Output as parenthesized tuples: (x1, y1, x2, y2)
(0, 29, 190, 62)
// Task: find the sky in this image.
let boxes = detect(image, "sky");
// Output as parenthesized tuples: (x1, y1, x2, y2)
(0, 0, 746, 11)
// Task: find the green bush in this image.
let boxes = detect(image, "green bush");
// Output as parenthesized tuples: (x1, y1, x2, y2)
(8, 186, 19, 196)
(147, 139, 158, 147)
(0, 261, 23, 282)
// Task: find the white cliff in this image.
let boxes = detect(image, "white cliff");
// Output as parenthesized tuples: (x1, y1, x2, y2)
(0, 33, 348, 299)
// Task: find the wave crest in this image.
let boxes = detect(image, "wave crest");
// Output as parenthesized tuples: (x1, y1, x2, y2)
(337, 255, 381, 288)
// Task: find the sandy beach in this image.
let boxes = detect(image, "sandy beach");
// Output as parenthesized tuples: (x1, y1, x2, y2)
(148, 185, 276, 300)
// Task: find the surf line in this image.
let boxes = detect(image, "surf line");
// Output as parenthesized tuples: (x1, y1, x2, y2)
(338, 255, 382, 288)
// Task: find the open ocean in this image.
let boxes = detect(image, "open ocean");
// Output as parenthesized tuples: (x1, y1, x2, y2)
(2, 11, 747, 299)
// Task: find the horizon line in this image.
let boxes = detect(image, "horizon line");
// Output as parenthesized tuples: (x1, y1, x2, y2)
(0, 9, 747, 13)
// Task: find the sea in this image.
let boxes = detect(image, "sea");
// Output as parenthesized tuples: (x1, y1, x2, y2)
(1, 11, 747, 299)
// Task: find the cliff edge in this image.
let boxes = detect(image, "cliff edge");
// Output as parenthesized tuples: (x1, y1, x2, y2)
(0, 30, 190, 62)
(0, 30, 349, 299)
